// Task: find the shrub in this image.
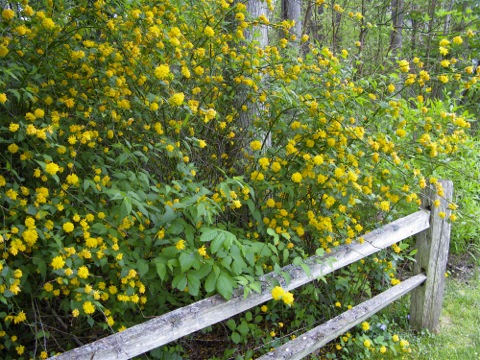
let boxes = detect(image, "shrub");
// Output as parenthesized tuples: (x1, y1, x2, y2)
(0, 0, 477, 358)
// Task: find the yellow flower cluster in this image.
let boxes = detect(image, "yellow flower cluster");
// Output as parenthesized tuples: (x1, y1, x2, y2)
(271, 286, 294, 306)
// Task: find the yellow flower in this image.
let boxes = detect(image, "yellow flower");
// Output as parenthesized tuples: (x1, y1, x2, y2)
(9, 123, 19, 133)
(440, 59, 450, 67)
(198, 139, 207, 148)
(261, 305, 268, 312)
(379, 201, 390, 211)
(291, 172, 302, 183)
(0, 93, 7, 103)
(51, 256, 65, 270)
(271, 286, 285, 300)
(8, 143, 19, 154)
(452, 36, 463, 45)
(380, 346, 387, 353)
(438, 75, 449, 83)
(77, 266, 89, 279)
(66, 173, 79, 185)
(42, 17, 56, 30)
(271, 161, 281, 172)
(169, 92, 185, 106)
(175, 239, 186, 250)
(45, 162, 60, 175)
(83, 301, 95, 314)
(439, 46, 449, 55)
(16, 345, 25, 355)
(363, 339, 371, 348)
(282, 291, 294, 306)
(204, 26, 215, 37)
(198, 246, 207, 257)
(250, 140, 262, 151)
(250, 171, 264, 181)
(34, 108, 45, 118)
(439, 38, 450, 47)
(154, 64, 170, 79)
(361, 321, 370, 331)
(63, 222, 74, 233)
(398, 59, 410, 72)
(2, 9, 15, 20)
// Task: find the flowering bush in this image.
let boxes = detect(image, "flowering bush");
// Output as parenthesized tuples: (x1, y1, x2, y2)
(0, 0, 477, 358)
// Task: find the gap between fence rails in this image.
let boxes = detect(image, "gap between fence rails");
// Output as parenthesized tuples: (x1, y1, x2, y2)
(257, 273, 427, 360)
(50, 208, 431, 360)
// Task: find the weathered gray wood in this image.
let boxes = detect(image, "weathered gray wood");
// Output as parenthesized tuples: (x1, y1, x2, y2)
(258, 274, 427, 360)
(410, 180, 453, 331)
(50, 210, 430, 360)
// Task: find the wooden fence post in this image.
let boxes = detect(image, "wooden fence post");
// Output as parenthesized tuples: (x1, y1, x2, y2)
(410, 180, 453, 331)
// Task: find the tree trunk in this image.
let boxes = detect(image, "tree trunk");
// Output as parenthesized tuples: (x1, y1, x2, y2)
(442, 0, 455, 35)
(389, 0, 404, 57)
(240, 0, 270, 149)
(282, 0, 303, 41)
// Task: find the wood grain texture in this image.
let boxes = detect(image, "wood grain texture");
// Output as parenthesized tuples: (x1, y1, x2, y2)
(257, 274, 427, 360)
(410, 180, 453, 331)
(50, 210, 430, 360)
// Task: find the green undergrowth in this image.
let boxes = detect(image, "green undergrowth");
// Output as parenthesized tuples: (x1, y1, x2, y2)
(370, 272, 480, 360)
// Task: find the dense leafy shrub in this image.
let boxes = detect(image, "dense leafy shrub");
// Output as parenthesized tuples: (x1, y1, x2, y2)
(0, 0, 477, 358)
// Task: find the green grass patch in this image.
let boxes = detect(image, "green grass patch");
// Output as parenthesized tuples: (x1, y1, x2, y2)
(373, 272, 480, 360)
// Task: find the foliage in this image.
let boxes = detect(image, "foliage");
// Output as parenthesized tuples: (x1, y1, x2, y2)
(0, 0, 478, 358)
(370, 274, 480, 360)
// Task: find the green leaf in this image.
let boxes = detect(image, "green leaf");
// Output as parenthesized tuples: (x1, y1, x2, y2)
(210, 235, 225, 254)
(200, 228, 218, 242)
(301, 264, 311, 277)
(216, 273, 234, 300)
(32, 258, 47, 279)
(179, 252, 195, 273)
(136, 259, 149, 277)
(120, 198, 132, 219)
(226, 319, 236, 331)
(283, 249, 289, 264)
(248, 281, 262, 294)
(155, 262, 167, 281)
(172, 273, 187, 291)
(205, 270, 219, 293)
(187, 272, 200, 296)
(231, 331, 241, 344)
(293, 256, 303, 266)
(316, 248, 325, 257)
(168, 221, 184, 235)
(237, 321, 249, 335)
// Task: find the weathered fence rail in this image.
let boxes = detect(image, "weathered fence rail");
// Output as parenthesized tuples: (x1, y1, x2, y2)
(51, 180, 452, 360)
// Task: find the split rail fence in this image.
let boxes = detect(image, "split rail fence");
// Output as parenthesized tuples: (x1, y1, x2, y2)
(51, 180, 453, 360)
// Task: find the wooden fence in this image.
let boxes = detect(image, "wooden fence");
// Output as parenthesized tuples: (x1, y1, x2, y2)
(50, 180, 453, 360)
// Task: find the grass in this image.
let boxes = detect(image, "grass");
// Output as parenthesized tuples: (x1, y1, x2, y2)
(373, 269, 480, 360)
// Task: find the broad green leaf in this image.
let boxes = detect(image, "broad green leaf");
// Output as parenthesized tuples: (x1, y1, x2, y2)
(136, 259, 149, 277)
(216, 273, 234, 300)
(172, 273, 187, 291)
(231, 331, 241, 344)
(179, 252, 195, 273)
(155, 262, 167, 281)
(187, 272, 200, 296)
(204, 270, 218, 293)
